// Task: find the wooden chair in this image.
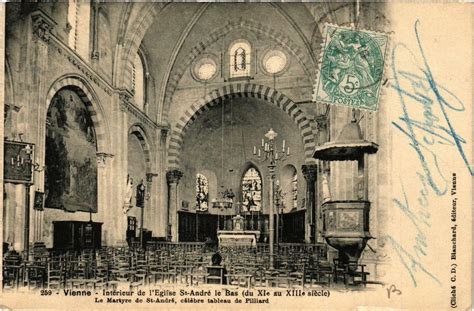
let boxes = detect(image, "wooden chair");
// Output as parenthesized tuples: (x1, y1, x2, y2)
(332, 259, 346, 284)
(264, 269, 279, 287)
(47, 262, 62, 290)
(130, 259, 147, 290)
(2, 263, 22, 290)
(345, 261, 370, 287)
(24, 261, 47, 290)
(190, 266, 207, 286)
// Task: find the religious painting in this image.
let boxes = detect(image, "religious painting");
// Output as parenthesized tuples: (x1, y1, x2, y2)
(196, 173, 209, 212)
(44, 89, 98, 212)
(241, 167, 262, 212)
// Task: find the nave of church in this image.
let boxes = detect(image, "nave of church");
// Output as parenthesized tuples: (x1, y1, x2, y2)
(2, 2, 392, 291)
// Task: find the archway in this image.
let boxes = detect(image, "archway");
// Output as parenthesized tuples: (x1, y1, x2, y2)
(45, 76, 109, 153)
(36, 76, 111, 248)
(128, 124, 153, 173)
(168, 83, 316, 169)
(126, 124, 153, 243)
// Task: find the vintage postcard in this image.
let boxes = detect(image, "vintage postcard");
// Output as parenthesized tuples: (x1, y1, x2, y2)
(0, 1, 472, 310)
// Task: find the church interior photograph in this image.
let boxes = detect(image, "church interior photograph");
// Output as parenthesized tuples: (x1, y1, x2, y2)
(2, 2, 392, 291)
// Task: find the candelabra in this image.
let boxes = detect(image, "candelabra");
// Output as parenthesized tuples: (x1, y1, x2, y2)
(211, 188, 235, 210)
(5, 141, 35, 259)
(274, 181, 285, 244)
(253, 128, 290, 268)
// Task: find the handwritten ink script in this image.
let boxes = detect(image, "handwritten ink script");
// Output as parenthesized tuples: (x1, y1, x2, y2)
(385, 19, 471, 288)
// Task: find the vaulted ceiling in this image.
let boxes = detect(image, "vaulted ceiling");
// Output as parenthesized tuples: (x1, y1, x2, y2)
(141, 3, 321, 120)
(142, 3, 319, 81)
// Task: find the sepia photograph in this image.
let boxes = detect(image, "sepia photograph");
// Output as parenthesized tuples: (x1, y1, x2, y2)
(0, 1, 472, 310)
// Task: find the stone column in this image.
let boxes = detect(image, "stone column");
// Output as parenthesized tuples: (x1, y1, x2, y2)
(302, 164, 317, 243)
(145, 172, 158, 236)
(96, 152, 113, 245)
(105, 93, 130, 246)
(0, 1, 4, 259)
(30, 10, 56, 245)
(90, 0, 100, 60)
(166, 170, 183, 242)
(158, 129, 168, 237)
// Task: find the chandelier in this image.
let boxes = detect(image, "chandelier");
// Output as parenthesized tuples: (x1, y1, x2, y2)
(211, 98, 236, 210)
(211, 188, 234, 210)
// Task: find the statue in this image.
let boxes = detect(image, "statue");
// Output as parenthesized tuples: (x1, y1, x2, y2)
(322, 172, 332, 203)
(136, 179, 146, 208)
(123, 175, 133, 214)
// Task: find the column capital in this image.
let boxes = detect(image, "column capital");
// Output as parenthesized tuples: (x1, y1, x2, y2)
(302, 164, 318, 182)
(166, 170, 183, 185)
(119, 92, 131, 112)
(160, 128, 169, 140)
(96, 152, 114, 168)
(146, 172, 158, 183)
(31, 9, 57, 44)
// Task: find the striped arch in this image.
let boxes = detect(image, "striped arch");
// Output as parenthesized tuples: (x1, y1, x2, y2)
(168, 83, 316, 169)
(128, 124, 153, 173)
(115, 3, 166, 90)
(45, 76, 109, 152)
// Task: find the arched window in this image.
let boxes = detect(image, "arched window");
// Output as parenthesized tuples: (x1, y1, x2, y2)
(291, 171, 298, 209)
(196, 173, 209, 212)
(132, 51, 146, 111)
(229, 40, 251, 78)
(241, 167, 262, 212)
(67, 1, 91, 60)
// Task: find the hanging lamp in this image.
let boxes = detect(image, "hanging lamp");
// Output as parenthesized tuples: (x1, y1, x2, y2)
(211, 99, 234, 210)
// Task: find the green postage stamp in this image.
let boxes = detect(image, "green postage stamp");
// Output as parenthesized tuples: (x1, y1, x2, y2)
(313, 24, 389, 111)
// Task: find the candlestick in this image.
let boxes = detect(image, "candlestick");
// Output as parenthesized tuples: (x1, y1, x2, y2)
(261, 138, 264, 147)
(253, 146, 257, 155)
(275, 152, 279, 160)
(287, 146, 290, 155)
(258, 149, 261, 157)
(282, 139, 286, 149)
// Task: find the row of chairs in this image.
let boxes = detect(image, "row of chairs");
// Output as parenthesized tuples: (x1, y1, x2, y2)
(3, 245, 369, 290)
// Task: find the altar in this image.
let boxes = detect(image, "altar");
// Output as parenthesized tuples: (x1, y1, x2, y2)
(217, 230, 260, 247)
(217, 215, 260, 247)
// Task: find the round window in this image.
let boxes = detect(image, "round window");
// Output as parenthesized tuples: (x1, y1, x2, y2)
(193, 57, 218, 82)
(263, 50, 288, 75)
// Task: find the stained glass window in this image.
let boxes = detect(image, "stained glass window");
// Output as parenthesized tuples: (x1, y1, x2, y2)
(196, 173, 209, 212)
(241, 167, 262, 212)
(229, 41, 251, 78)
(292, 172, 298, 209)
